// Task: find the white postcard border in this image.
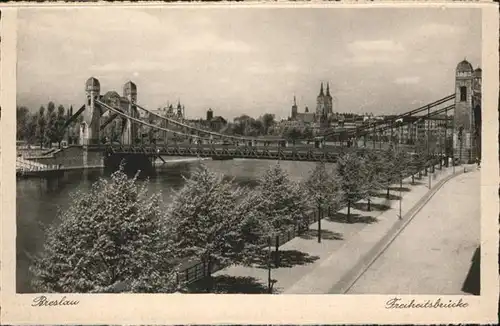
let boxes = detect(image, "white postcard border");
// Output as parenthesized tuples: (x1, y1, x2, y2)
(1, 3, 498, 325)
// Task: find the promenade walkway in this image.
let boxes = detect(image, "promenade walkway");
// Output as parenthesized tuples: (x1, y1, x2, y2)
(210, 164, 468, 294)
(345, 169, 480, 295)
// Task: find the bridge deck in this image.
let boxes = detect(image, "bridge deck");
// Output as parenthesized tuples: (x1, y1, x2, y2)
(92, 144, 412, 163)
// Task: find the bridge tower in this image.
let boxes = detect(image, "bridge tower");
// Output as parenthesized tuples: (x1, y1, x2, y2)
(472, 67, 482, 161)
(122, 81, 138, 145)
(454, 59, 480, 163)
(81, 77, 102, 145)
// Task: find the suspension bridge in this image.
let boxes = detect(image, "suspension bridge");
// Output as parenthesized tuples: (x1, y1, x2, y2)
(23, 60, 482, 173)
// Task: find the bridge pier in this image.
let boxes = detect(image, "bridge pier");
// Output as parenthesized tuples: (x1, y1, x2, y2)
(104, 152, 154, 176)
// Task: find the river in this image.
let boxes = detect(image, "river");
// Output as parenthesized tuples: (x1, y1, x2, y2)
(16, 158, 323, 293)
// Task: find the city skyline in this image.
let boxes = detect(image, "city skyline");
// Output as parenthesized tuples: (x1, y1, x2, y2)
(17, 7, 481, 120)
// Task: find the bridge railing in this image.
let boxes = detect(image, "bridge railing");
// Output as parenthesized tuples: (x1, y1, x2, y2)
(16, 158, 62, 175)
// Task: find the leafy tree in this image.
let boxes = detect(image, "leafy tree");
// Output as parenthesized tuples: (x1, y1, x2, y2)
(45, 101, 57, 147)
(55, 105, 66, 148)
(167, 164, 255, 288)
(284, 127, 303, 143)
(303, 127, 314, 140)
(248, 119, 264, 136)
(337, 152, 369, 223)
(393, 149, 412, 180)
(16, 106, 31, 141)
(362, 150, 386, 211)
(305, 161, 343, 242)
(414, 139, 432, 175)
(35, 106, 46, 148)
(231, 114, 266, 136)
(31, 166, 179, 293)
(66, 105, 73, 119)
(380, 144, 398, 198)
(26, 114, 38, 145)
(232, 188, 271, 265)
(260, 113, 276, 135)
(254, 163, 309, 262)
(233, 115, 252, 136)
(256, 163, 309, 233)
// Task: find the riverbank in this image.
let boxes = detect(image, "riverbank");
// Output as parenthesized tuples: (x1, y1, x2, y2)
(153, 157, 211, 165)
(17, 156, 212, 178)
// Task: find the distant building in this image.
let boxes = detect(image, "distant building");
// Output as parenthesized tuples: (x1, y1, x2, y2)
(185, 109, 227, 132)
(151, 101, 185, 120)
(207, 108, 214, 121)
(289, 82, 336, 131)
(296, 106, 315, 123)
(316, 82, 334, 125)
(291, 97, 315, 123)
(209, 115, 227, 130)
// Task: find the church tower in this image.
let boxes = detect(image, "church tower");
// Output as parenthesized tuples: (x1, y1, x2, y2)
(291, 96, 298, 120)
(316, 83, 326, 120)
(176, 101, 183, 118)
(325, 82, 333, 117)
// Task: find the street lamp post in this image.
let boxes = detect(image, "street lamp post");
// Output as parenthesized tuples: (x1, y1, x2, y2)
(458, 126, 464, 173)
(444, 108, 448, 168)
(267, 236, 272, 293)
(399, 174, 402, 219)
(318, 204, 322, 244)
(452, 114, 456, 173)
(439, 124, 443, 170)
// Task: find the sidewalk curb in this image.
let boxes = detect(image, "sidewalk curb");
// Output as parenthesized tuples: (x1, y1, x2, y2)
(332, 168, 467, 294)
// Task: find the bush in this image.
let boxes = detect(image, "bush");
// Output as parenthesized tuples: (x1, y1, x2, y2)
(305, 161, 343, 240)
(31, 166, 179, 293)
(168, 163, 251, 271)
(255, 163, 310, 235)
(337, 152, 370, 222)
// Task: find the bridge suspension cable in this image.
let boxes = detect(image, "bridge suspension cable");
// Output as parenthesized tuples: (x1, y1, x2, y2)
(359, 104, 455, 136)
(315, 94, 455, 140)
(95, 100, 213, 142)
(61, 104, 86, 130)
(133, 102, 286, 143)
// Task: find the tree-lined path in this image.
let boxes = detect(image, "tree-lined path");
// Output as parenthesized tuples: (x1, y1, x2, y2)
(346, 168, 480, 295)
(205, 165, 462, 294)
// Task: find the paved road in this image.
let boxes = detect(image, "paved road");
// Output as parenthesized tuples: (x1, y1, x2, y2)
(346, 169, 480, 295)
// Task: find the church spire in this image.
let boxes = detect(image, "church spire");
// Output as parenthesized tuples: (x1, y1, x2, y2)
(319, 82, 324, 96)
(293, 95, 297, 107)
(326, 82, 331, 97)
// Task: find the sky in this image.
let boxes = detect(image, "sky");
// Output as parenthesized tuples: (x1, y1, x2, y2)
(17, 7, 481, 121)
